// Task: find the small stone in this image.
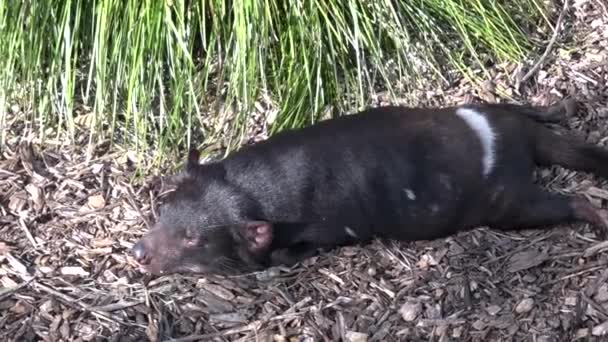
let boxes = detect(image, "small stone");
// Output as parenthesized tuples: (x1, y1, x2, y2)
(522, 274, 537, 283)
(434, 288, 445, 299)
(344, 331, 368, 342)
(367, 267, 377, 277)
(399, 300, 422, 322)
(435, 325, 448, 337)
(588, 131, 602, 144)
(273, 335, 287, 342)
(486, 305, 501, 316)
(87, 194, 106, 209)
(452, 327, 463, 338)
(595, 284, 608, 302)
(564, 297, 577, 306)
(472, 319, 486, 330)
(515, 298, 535, 313)
(548, 318, 561, 329)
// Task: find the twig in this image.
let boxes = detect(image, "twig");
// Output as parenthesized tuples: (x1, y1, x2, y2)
(581, 293, 608, 321)
(164, 306, 315, 342)
(33, 281, 135, 327)
(0, 276, 35, 300)
(518, 0, 569, 87)
(584, 240, 608, 258)
(595, 0, 607, 16)
(18, 217, 38, 249)
(123, 182, 152, 230)
(88, 300, 145, 312)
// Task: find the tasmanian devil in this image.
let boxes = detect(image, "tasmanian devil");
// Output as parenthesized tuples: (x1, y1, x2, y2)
(131, 99, 608, 276)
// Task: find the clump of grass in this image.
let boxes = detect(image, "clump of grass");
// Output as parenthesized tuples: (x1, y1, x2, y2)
(0, 0, 547, 166)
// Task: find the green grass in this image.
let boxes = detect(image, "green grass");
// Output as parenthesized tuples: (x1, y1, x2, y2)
(0, 0, 548, 168)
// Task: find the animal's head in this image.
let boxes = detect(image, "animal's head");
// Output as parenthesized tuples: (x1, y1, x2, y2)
(131, 149, 274, 276)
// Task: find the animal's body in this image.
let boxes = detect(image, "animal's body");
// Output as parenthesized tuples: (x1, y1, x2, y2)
(132, 99, 608, 275)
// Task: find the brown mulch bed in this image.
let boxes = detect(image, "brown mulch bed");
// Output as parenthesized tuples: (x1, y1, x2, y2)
(2, 1, 608, 342)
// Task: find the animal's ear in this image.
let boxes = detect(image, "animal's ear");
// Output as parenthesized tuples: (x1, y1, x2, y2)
(235, 221, 274, 255)
(186, 148, 201, 173)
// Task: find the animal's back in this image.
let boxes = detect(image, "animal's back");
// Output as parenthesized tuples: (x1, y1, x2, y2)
(221, 105, 525, 240)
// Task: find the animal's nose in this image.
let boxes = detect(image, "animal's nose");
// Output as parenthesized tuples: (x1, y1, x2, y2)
(131, 240, 150, 265)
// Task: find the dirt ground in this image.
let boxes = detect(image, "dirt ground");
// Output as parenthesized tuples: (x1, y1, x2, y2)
(2, 1, 608, 341)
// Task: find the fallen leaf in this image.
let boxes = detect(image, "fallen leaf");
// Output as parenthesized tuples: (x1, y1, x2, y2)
(515, 298, 535, 313)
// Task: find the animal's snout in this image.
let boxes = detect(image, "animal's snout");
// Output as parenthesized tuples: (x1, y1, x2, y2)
(131, 240, 150, 265)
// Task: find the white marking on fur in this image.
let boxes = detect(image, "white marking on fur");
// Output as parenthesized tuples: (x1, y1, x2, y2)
(404, 189, 416, 200)
(345, 226, 358, 238)
(430, 204, 439, 213)
(455, 107, 496, 176)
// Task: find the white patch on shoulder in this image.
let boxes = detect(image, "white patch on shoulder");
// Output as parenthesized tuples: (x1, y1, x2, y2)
(344, 226, 358, 238)
(404, 188, 416, 200)
(455, 107, 497, 177)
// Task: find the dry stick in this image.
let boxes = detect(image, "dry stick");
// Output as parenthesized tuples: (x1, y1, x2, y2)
(18, 217, 38, 249)
(33, 281, 136, 327)
(164, 308, 315, 342)
(581, 293, 608, 321)
(123, 182, 152, 230)
(518, 0, 569, 87)
(595, 0, 607, 16)
(0, 276, 35, 300)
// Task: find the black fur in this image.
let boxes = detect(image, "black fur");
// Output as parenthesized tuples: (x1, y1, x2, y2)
(131, 99, 608, 276)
